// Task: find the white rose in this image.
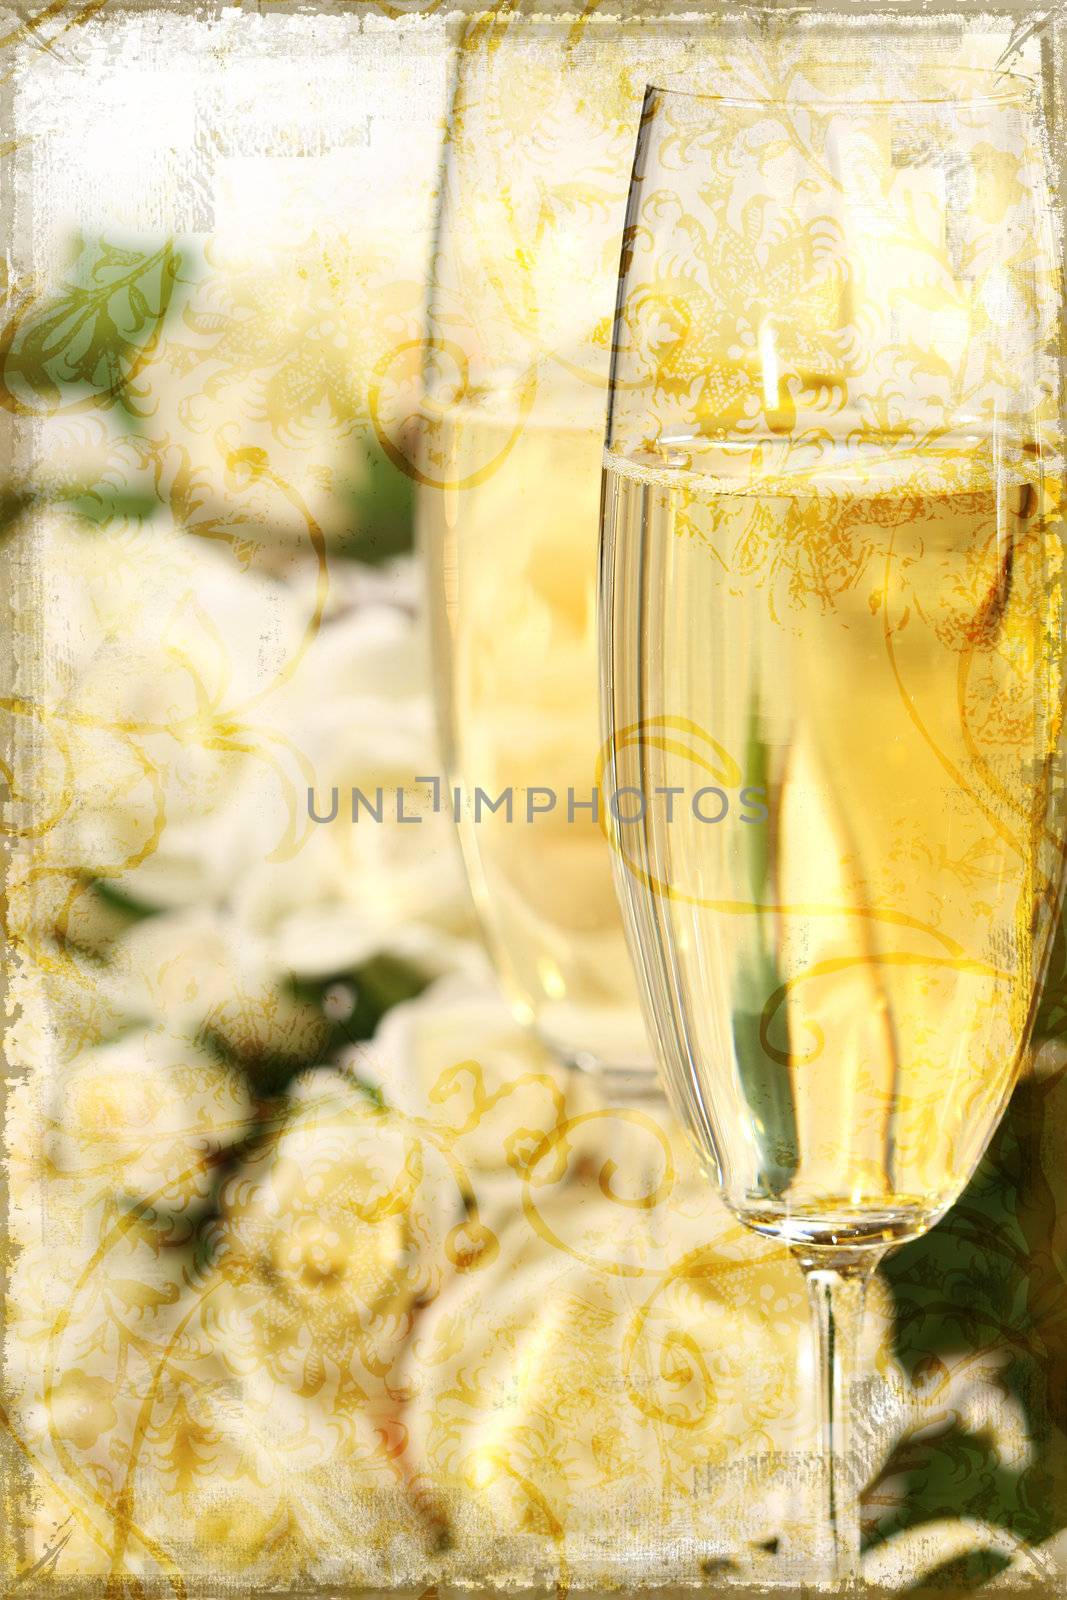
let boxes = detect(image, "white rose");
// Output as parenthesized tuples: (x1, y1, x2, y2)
(234, 602, 478, 980)
(49, 1027, 251, 1213)
(99, 908, 333, 1077)
(397, 1182, 806, 1586)
(23, 511, 306, 913)
(192, 1070, 463, 1548)
(347, 974, 597, 1182)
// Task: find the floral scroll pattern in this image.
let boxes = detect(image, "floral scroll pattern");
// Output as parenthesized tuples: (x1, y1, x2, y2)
(1, 7, 1067, 1597)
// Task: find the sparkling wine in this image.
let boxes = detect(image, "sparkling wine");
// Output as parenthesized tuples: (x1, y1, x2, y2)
(420, 400, 647, 1069)
(601, 435, 1062, 1246)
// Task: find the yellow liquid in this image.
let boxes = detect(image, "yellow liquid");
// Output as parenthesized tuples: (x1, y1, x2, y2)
(601, 436, 1062, 1246)
(419, 402, 648, 1070)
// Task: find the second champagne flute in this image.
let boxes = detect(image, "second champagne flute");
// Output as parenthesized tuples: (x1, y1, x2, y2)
(416, 37, 655, 1090)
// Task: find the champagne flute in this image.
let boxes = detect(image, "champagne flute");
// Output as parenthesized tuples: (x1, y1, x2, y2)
(599, 70, 1065, 1580)
(416, 32, 660, 1090)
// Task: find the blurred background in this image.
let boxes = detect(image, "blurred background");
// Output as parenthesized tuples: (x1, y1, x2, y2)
(3, 1, 1067, 1592)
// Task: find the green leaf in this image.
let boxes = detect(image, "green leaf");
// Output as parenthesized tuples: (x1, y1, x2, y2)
(60, 484, 160, 525)
(196, 1020, 329, 1102)
(0, 237, 183, 416)
(336, 429, 414, 564)
(906, 1546, 1012, 1592)
(286, 950, 432, 1052)
(1033, 906, 1067, 1043)
(877, 1076, 1067, 1554)
(87, 875, 164, 924)
(867, 1420, 1038, 1552)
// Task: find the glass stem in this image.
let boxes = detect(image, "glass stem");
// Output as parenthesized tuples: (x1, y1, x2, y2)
(800, 1254, 880, 1587)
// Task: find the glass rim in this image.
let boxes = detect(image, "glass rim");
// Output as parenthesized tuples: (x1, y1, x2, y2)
(644, 66, 1037, 110)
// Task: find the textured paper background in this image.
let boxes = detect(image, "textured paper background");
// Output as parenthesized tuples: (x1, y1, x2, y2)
(3, 2, 1067, 1593)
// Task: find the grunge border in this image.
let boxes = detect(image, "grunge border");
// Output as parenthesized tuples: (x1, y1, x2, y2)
(1, 0, 1066, 1592)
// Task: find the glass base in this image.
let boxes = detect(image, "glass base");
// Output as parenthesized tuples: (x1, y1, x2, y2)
(532, 1001, 663, 1100)
(568, 1050, 665, 1102)
(737, 1199, 940, 1258)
